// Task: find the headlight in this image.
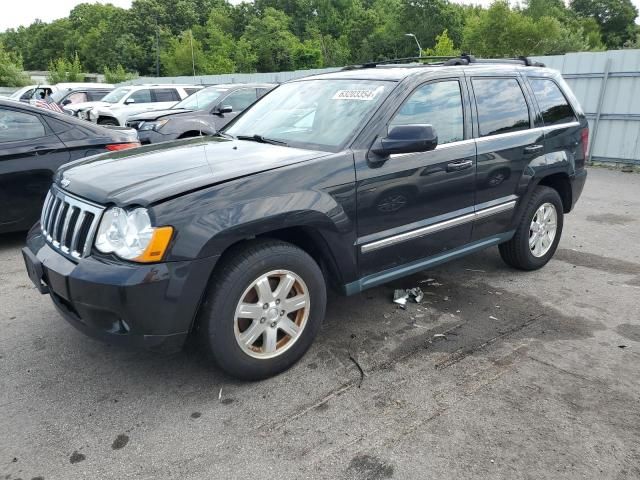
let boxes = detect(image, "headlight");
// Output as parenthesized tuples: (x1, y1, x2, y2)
(139, 119, 169, 131)
(95, 207, 173, 262)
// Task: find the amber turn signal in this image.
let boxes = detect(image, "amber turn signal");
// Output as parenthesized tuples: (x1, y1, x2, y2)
(134, 226, 174, 263)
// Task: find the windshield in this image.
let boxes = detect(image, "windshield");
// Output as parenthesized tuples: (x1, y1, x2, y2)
(174, 87, 228, 111)
(101, 87, 131, 103)
(224, 79, 392, 151)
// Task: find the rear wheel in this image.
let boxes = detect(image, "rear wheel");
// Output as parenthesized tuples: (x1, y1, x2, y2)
(198, 239, 326, 380)
(499, 186, 564, 270)
(98, 117, 119, 126)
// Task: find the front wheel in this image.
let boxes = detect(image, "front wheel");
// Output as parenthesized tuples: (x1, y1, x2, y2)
(499, 186, 564, 270)
(198, 239, 326, 380)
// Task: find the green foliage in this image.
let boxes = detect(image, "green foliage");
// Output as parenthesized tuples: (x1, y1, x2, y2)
(423, 29, 460, 56)
(570, 0, 639, 47)
(462, 1, 588, 56)
(103, 64, 138, 84)
(0, 43, 30, 87)
(0, 0, 633, 76)
(47, 53, 83, 83)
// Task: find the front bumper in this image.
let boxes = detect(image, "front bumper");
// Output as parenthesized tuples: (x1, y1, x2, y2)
(24, 226, 218, 353)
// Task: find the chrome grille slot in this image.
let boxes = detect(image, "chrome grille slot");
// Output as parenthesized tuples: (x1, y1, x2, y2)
(40, 186, 104, 259)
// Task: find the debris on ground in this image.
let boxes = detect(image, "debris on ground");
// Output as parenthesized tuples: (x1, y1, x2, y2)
(393, 289, 408, 306)
(393, 287, 424, 305)
(218, 388, 223, 401)
(465, 268, 486, 273)
(489, 315, 499, 321)
(433, 333, 447, 340)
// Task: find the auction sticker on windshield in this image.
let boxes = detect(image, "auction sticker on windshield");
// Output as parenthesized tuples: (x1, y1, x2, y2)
(332, 87, 383, 101)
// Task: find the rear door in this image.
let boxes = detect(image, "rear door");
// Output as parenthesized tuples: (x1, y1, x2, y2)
(356, 77, 476, 276)
(0, 107, 70, 231)
(467, 74, 542, 241)
(525, 76, 584, 170)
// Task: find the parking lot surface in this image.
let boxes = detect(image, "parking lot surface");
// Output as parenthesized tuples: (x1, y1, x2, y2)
(1, 167, 639, 480)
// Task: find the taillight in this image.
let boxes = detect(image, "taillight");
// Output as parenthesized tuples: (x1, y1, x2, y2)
(106, 142, 140, 151)
(580, 127, 589, 159)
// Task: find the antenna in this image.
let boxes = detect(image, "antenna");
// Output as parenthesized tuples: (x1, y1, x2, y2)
(188, 30, 202, 139)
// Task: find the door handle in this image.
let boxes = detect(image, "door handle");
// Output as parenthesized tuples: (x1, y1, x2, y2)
(523, 144, 543, 154)
(446, 160, 473, 172)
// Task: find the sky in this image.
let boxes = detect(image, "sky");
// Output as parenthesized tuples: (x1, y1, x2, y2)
(1, 0, 639, 32)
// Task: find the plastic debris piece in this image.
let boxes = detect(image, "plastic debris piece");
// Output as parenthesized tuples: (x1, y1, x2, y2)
(443, 296, 450, 301)
(408, 287, 424, 303)
(465, 268, 486, 273)
(393, 289, 408, 306)
(218, 388, 223, 400)
(489, 315, 499, 320)
(433, 333, 447, 340)
(420, 278, 436, 283)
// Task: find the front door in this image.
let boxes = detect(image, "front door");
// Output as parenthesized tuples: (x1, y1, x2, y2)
(356, 78, 476, 276)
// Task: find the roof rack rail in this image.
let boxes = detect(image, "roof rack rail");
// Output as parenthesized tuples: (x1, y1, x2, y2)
(344, 54, 545, 70)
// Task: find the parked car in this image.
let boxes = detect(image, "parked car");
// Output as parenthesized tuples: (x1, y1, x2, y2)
(23, 56, 588, 380)
(49, 85, 114, 108)
(5, 84, 57, 103)
(71, 84, 203, 127)
(126, 83, 276, 144)
(0, 99, 139, 234)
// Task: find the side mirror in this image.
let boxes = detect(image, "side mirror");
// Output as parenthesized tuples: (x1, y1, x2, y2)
(217, 105, 233, 114)
(125, 98, 136, 105)
(371, 124, 438, 157)
(62, 99, 72, 106)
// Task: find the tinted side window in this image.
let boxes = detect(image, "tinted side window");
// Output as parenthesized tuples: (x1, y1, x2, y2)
(128, 89, 152, 103)
(88, 90, 109, 101)
(154, 88, 180, 102)
(472, 78, 530, 137)
(390, 80, 464, 145)
(0, 109, 46, 142)
(223, 89, 257, 112)
(530, 78, 576, 126)
(185, 88, 201, 96)
(20, 89, 35, 100)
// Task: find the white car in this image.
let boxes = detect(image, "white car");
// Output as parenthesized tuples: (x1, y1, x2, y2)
(69, 84, 203, 126)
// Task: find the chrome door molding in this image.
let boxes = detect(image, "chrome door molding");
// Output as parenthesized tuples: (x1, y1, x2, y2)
(360, 199, 516, 254)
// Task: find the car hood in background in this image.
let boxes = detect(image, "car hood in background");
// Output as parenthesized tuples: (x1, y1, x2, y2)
(65, 101, 110, 112)
(55, 137, 329, 206)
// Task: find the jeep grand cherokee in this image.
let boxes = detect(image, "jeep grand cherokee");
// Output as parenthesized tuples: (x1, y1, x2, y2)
(23, 56, 588, 380)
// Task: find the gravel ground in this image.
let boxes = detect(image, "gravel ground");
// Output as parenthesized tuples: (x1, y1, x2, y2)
(1, 167, 639, 480)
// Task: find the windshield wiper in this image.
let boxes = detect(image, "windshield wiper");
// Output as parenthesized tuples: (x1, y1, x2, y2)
(235, 134, 288, 146)
(213, 131, 235, 140)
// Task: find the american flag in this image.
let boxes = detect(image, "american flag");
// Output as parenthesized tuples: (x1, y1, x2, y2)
(35, 99, 65, 114)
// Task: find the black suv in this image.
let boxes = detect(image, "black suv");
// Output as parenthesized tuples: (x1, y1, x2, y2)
(23, 56, 588, 380)
(126, 83, 276, 144)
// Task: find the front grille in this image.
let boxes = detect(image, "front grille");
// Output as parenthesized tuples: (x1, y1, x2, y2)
(41, 186, 104, 259)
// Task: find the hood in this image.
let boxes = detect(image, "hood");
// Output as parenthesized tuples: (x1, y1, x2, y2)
(127, 108, 194, 122)
(55, 137, 329, 206)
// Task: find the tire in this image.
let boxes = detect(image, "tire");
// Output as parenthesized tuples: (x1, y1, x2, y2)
(198, 239, 326, 380)
(499, 186, 564, 270)
(98, 117, 118, 126)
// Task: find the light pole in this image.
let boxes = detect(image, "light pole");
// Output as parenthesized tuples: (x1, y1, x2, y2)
(405, 33, 422, 58)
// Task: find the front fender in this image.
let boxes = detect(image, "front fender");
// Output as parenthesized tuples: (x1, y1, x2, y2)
(151, 152, 358, 282)
(164, 117, 216, 136)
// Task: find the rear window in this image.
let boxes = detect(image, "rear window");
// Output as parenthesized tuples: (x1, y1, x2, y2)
(530, 78, 576, 126)
(472, 78, 530, 137)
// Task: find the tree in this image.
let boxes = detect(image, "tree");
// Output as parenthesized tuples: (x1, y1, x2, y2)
(0, 43, 30, 87)
(462, 1, 588, 56)
(104, 64, 138, 83)
(570, 0, 638, 47)
(423, 29, 460, 56)
(240, 7, 320, 72)
(47, 53, 83, 83)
